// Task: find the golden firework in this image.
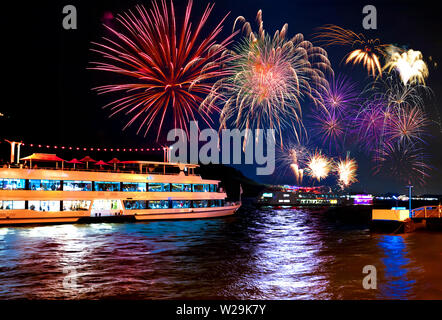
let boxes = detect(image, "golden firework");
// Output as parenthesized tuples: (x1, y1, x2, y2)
(384, 46, 429, 85)
(315, 25, 387, 77)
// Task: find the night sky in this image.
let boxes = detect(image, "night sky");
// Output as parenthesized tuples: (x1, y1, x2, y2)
(1, 0, 441, 194)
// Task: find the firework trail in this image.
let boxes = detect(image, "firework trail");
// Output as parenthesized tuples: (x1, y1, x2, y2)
(335, 155, 358, 189)
(290, 164, 304, 185)
(306, 150, 332, 181)
(288, 145, 308, 184)
(314, 24, 388, 77)
(277, 143, 309, 184)
(202, 10, 332, 146)
(384, 45, 429, 85)
(90, 0, 235, 139)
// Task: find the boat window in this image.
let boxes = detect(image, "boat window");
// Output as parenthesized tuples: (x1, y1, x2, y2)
(123, 200, 148, 210)
(172, 200, 191, 208)
(29, 179, 61, 191)
(148, 200, 169, 209)
(91, 200, 121, 210)
(171, 183, 192, 192)
(148, 183, 170, 192)
(0, 179, 26, 190)
(94, 181, 121, 192)
(0, 200, 25, 210)
(63, 200, 91, 211)
(63, 181, 92, 191)
(28, 200, 60, 212)
(209, 184, 218, 192)
(192, 200, 208, 208)
(208, 200, 221, 207)
(122, 182, 147, 192)
(192, 184, 209, 192)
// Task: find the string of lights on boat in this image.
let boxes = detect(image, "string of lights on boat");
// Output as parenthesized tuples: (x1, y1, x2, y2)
(17, 142, 168, 153)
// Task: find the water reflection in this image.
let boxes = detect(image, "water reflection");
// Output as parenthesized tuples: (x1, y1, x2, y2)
(248, 209, 331, 299)
(377, 235, 415, 299)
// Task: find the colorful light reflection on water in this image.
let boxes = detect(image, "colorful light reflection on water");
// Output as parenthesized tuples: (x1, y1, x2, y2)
(0, 208, 441, 299)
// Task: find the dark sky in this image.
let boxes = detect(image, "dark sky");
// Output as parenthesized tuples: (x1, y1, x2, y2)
(1, 0, 441, 194)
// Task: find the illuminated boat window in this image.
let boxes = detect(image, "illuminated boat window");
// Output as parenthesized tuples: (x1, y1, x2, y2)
(29, 179, 61, 191)
(123, 200, 148, 210)
(171, 183, 192, 192)
(0, 200, 25, 210)
(63, 180, 92, 191)
(192, 200, 208, 208)
(122, 182, 147, 192)
(63, 200, 91, 211)
(192, 184, 209, 192)
(148, 183, 170, 192)
(209, 184, 218, 192)
(28, 200, 60, 212)
(94, 181, 121, 192)
(92, 200, 121, 210)
(172, 200, 191, 208)
(0, 179, 26, 190)
(149, 200, 169, 209)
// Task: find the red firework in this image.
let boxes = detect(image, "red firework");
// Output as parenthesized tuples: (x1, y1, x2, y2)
(90, 0, 235, 139)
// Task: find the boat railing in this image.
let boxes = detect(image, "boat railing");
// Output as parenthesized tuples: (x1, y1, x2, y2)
(411, 206, 442, 218)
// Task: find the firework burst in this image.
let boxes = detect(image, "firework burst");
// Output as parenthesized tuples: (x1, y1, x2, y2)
(312, 74, 359, 151)
(322, 74, 360, 113)
(90, 0, 235, 139)
(306, 150, 332, 181)
(385, 106, 429, 145)
(315, 24, 387, 77)
(384, 45, 429, 85)
(355, 75, 430, 154)
(202, 10, 332, 146)
(353, 98, 386, 153)
(335, 155, 358, 189)
(373, 142, 430, 186)
(312, 110, 345, 152)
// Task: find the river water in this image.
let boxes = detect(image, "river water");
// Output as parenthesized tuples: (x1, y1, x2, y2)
(0, 206, 441, 299)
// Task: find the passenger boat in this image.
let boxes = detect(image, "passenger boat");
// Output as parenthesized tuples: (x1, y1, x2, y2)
(0, 153, 240, 225)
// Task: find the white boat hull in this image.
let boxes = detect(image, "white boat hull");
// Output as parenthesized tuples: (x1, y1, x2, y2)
(0, 204, 241, 225)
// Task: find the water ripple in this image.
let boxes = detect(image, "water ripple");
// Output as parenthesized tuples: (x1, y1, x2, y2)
(0, 207, 441, 299)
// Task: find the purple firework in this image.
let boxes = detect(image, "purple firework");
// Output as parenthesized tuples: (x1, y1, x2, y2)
(312, 109, 344, 152)
(312, 74, 359, 152)
(353, 98, 388, 154)
(322, 74, 360, 114)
